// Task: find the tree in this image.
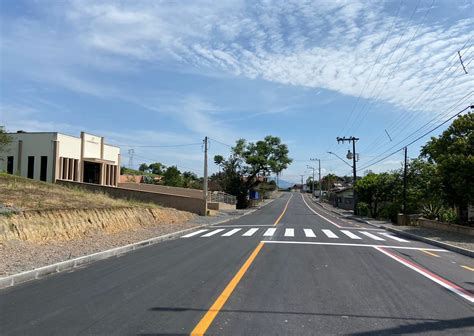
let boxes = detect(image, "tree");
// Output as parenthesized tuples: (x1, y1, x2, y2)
(354, 172, 402, 219)
(138, 163, 149, 172)
(214, 136, 292, 208)
(0, 127, 12, 154)
(149, 162, 166, 175)
(163, 166, 183, 187)
(182, 171, 201, 189)
(421, 112, 474, 223)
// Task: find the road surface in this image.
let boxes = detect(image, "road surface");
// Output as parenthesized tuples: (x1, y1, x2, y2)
(1, 192, 473, 335)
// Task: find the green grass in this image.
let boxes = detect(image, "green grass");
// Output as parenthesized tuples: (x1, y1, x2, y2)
(0, 173, 160, 211)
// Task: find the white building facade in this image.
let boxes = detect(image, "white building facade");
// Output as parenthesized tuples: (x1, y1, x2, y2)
(1, 131, 120, 186)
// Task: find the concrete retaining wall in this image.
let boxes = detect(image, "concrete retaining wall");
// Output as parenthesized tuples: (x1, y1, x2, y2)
(119, 182, 204, 199)
(418, 218, 474, 236)
(57, 180, 207, 215)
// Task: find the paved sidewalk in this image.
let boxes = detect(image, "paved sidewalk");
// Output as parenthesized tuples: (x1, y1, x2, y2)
(312, 197, 474, 254)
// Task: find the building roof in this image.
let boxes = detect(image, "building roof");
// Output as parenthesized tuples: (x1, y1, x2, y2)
(7, 131, 120, 149)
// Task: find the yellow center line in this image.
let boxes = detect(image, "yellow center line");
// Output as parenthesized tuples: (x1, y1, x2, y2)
(190, 194, 292, 335)
(190, 242, 265, 336)
(420, 249, 440, 257)
(274, 193, 293, 226)
(461, 265, 474, 272)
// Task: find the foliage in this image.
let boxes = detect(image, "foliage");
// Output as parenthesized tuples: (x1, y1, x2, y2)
(214, 136, 292, 208)
(162, 166, 183, 187)
(149, 162, 166, 175)
(138, 163, 149, 172)
(421, 112, 474, 222)
(120, 166, 142, 175)
(439, 208, 459, 224)
(354, 172, 402, 219)
(0, 127, 12, 154)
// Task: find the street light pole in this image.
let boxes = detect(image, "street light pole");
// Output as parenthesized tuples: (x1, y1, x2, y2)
(310, 158, 322, 202)
(307, 165, 315, 197)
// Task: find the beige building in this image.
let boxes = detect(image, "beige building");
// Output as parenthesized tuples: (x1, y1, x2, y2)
(1, 131, 120, 186)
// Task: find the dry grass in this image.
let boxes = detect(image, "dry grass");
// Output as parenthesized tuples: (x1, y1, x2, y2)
(0, 173, 159, 211)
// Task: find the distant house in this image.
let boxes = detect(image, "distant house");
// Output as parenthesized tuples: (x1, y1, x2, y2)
(329, 187, 353, 210)
(1, 131, 120, 186)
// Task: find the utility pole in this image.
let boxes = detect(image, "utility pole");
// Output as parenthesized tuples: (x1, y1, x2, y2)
(307, 165, 315, 197)
(336, 136, 359, 215)
(403, 146, 408, 214)
(203, 136, 208, 216)
(300, 174, 304, 193)
(311, 158, 322, 202)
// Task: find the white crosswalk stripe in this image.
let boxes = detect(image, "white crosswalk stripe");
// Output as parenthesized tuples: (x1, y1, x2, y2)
(303, 229, 316, 238)
(222, 228, 242, 236)
(183, 227, 412, 245)
(242, 228, 259, 236)
(181, 229, 208, 238)
(284, 228, 294, 237)
(379, 232, 409, 242)
(201, 229, 226, 237)
(359, 231, 385, 241)
(322, 229, 338, 238)
(340, 230, 362, 239)
(263, 228, 277, 236)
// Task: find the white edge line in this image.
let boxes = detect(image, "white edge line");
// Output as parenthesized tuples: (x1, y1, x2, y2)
(260, 240, 449, 252)
(374, 246, 474, 303)
(300, 194, 342, 228)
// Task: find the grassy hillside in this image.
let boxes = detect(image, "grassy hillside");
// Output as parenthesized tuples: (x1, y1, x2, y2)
(0, 173, 159, 211)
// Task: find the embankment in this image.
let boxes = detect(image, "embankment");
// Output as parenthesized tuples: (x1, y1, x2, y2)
(0, 207, 196, 242)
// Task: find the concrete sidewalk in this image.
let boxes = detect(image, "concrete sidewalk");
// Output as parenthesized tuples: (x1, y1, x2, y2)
(311, 197, 473, 257)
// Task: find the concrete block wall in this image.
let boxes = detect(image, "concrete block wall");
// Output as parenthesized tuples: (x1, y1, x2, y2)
(57, 180, 207, 215)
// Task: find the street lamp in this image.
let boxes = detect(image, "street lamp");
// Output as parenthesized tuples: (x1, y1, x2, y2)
(327, 151, 353, 168)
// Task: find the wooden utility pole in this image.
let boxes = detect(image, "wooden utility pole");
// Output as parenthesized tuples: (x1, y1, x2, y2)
(203, 136, 208, 216)
(403, 146, 408, 214)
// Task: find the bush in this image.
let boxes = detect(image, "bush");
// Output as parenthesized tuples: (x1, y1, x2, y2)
(439, 208, 458, 224)
(357, 202, 369, 217)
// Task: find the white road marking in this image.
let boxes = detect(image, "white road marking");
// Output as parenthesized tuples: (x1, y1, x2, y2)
(379, 232, 409, 242)
(263, 228, 277, 237)
(284, 228, 295, 237)
(300, 194, 342, 228)
(242, 228, 259, 236)
(201, 229, 226, 237)
(260, 240, 449, 252)
(375, 247, 474, 303)
(360, 231, 385, 241)
(303, 229, 316, 238)
(322, 229, 338, 238)
(181, 229, 208, 238)
(340, 230, 362, 239)
(222, 228, 242, 236)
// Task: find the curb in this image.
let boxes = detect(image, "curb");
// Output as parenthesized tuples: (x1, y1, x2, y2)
(308, 196, 473, 257)
(383, 226, 474, 258)
(0, 198, 278, 290)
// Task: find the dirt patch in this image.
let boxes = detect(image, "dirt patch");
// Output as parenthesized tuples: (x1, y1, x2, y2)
(0, 220, 200, 277)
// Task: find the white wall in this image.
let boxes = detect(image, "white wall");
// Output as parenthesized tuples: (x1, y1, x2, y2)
(103, 144, 120, 164)
(57, 134, 81, 159)
(1, 133, 56, 182)
(82, 133, 101, 158)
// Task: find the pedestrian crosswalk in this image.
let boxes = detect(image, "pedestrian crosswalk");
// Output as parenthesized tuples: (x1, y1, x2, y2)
(181, 227, 409, 243)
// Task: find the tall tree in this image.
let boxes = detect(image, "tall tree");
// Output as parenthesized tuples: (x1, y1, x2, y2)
(138, 163, 149, 172)
(162, 166, 183, 187)
(214, 136, 292, 208)
(421, 112, 474, 222)
(149, 162, 166, 175)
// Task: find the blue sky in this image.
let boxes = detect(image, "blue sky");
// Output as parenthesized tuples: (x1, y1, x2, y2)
(1, 0, 472, 182)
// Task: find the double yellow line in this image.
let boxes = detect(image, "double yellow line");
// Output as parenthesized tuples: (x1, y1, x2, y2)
(190, 194, 292, 335)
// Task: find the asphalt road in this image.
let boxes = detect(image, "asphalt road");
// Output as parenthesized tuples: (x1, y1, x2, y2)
(1, 192, 473, 335)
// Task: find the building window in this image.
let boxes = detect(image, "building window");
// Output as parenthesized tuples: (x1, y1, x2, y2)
(7, 156, 14, 174)
(27, 156, 35, 179)
(40, 156, 48, 181)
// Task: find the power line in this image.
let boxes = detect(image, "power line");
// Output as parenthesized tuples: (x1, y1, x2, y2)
(362, 40, 472, 154)
(117, 142, 202, 148)
(358, 104, 473, 171)
(208, 138, 232, 148)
